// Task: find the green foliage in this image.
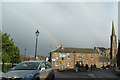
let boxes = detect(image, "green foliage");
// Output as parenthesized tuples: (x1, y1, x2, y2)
(2, 32, 20, 64)
(2, 64, 13, 72)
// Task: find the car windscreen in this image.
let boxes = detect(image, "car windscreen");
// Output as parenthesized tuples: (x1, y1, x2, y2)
(13, 62, 40, 70)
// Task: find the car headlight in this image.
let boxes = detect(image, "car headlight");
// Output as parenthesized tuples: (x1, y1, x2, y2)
(23, 73, 34, 80)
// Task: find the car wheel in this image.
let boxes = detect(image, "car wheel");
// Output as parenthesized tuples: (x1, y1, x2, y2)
(35, 77, 40, 80)
(1, 77, 8, 80)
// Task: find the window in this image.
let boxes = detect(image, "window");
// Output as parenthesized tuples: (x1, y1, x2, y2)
(79, 55, 82, 59)
(45, 62, 52, 69)
(55, 61, 59, 66)
(79, 61, 83, 65)
(55, 53, 59, 59)
(40, 62, 45, 70)
(91, 55, 93, 59)
(13, 62, 40, 70)
(67, 61, 70, 66)
(67, 54, 70, 59)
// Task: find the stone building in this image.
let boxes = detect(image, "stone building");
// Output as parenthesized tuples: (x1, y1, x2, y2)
(105, 48, 111, 59)
(50, 21, 117, 70)
(110, 21, 118, 66)
(95, 47, 110, 67)
(50, 46, 109, 70)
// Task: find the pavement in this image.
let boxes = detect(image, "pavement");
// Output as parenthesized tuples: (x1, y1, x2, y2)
(54, 68, 120, 79)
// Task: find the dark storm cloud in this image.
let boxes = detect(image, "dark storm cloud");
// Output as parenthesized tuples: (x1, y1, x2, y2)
(2, 2, 118, 56)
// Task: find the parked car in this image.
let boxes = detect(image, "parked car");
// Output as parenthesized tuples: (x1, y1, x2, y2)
(6, 60, 55, 80)
(115, 67, 120, 75)
(0, 71, 8, 80)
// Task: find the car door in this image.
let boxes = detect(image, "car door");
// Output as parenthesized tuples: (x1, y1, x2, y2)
(44, 62, 53, 78)
(39, 62, 48, 79)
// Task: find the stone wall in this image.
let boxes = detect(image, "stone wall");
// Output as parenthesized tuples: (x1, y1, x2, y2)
(50, 52, 104, 70)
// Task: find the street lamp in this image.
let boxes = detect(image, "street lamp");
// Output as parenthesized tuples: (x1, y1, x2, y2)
(24, 48, 26, 57)
(35, 30, 39, 60)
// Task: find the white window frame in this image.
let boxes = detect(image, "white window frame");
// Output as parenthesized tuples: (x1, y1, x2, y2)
(79, 54, 82, 59)
(67, 61, 70, 66)
(55, 61, 59, 66)
(67, 54, 70, 59)
(55, 53, 59, 58)
(91, 54, 93, 59)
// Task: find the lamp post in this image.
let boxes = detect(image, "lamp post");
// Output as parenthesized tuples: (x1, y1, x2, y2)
(24, 48, 26, 57)
(35, 30, 39, 60)
(24, 48, 26, 61)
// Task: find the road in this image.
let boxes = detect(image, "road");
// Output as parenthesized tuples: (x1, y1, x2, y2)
(55, 68, 120, 79)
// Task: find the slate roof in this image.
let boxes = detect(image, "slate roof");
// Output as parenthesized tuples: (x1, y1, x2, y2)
(99, 56, 109, 62)
(52, 47, 98, 54)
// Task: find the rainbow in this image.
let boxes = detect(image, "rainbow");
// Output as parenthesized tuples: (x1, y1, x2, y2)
(5, 6, 59, 45)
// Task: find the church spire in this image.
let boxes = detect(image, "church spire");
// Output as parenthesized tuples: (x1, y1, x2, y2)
(112, 21, 116, 36)
(110, 21, 117, 60)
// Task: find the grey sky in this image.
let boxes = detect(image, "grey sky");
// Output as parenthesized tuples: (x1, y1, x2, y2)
(2, 2, 118, 56)
(119, 2, 120, 41)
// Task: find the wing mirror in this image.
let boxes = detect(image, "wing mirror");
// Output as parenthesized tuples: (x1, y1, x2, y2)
(40, 67, 45, 71)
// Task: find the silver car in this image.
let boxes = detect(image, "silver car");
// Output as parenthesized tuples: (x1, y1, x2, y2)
(6, 60, 55, 80)
(0, 71, 9, 80)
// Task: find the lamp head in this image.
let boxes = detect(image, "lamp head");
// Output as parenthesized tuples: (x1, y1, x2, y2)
(35, 30, 39, 36)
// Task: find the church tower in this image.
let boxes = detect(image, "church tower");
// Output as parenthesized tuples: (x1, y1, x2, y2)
(110, 21, 117, 60)
(117, 41, 120, 67)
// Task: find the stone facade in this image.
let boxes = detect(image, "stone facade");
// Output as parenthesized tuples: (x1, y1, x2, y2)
(110, 21, 118, 66)
(105, 49, 110, 59)
(50, 47, 109, 70)
(49, 22, 117, 69)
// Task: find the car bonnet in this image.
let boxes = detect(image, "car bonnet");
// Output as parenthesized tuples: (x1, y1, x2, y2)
(6, 70, 39, 79)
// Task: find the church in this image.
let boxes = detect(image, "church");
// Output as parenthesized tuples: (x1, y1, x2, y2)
(50, 21, 118, 70)
(109, 21, 118, 67)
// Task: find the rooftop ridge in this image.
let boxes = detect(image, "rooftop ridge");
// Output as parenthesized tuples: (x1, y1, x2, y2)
(52, 46, 99, 54)
(62, 47, 94, 49)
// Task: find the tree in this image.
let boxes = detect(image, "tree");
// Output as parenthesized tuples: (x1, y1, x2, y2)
(2, 32, 20, 66)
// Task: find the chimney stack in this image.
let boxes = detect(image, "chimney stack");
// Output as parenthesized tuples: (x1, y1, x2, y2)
(61, 44, 64, 49)
(94, 46, 98, 50)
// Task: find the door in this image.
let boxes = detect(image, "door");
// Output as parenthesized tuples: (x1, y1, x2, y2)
(40, 62, 48, 79)
(44, 62, 53, 78)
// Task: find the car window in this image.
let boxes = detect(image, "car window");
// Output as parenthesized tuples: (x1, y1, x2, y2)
(40, 62, 45, 69)
(13, 62, 40, 70)
(45, 62, 52, 69)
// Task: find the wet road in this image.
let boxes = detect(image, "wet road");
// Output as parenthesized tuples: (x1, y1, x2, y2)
(55, 68, 120, 79)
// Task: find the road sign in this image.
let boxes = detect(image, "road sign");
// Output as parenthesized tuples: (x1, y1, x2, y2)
(61, 61, 64, 63)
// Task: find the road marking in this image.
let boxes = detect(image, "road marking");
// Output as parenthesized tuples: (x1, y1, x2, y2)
(88, 74, 96, 78)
